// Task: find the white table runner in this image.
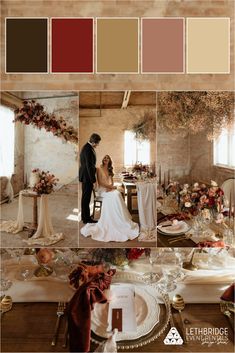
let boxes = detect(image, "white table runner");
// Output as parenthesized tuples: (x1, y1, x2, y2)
(3, 255, 234, 304)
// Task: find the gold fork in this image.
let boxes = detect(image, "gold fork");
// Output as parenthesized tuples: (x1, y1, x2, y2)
(51, 302, 66, 346)
(220, 301, 234, 331)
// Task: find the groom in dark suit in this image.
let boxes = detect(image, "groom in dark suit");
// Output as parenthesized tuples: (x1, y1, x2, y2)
(79, 133, 101, 224)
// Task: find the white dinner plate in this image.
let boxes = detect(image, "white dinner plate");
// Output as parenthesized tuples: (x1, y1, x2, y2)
(157, 220, 191, 236)
(91, 284, 160, 341)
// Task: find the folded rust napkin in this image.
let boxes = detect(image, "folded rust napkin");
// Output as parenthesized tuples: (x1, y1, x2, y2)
(157, 212, 191, 224)
(196, 240, 225, 248)
(68, 266, 116, 352)
(220, 283, 235, 303)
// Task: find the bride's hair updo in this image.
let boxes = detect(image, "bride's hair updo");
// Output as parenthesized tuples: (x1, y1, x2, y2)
(102, 155, 114, 177)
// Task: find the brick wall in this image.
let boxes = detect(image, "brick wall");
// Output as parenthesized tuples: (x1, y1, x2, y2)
(1, 0, 234, 91)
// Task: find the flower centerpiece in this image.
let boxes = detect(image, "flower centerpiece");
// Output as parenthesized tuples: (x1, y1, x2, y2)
(31, 169, 59, 195)
(179, 181, 224, 217)
(90, 248, 147, 268)
(14, 100, 78, 144)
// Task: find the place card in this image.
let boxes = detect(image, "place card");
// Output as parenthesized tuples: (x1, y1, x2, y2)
(107, 284, 137, 332)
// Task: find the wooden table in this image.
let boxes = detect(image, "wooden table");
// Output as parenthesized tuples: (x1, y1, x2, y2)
(123, 182, 138, 214)
(1, 303, 234, 352)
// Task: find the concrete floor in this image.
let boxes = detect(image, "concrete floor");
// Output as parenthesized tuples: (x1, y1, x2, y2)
(0, 181, 78, 248)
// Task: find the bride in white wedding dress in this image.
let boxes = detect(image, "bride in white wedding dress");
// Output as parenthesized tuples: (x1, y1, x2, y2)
(80, 155, 139, 242)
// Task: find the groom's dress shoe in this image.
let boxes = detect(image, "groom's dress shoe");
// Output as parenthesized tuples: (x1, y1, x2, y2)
(88, 219, 98, 224)
(83, 219, 98, 224)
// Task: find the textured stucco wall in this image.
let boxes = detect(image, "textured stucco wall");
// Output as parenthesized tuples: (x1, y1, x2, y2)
(22, 94, 79, 185)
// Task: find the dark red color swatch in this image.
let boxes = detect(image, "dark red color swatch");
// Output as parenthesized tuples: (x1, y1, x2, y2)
(51, 18, 93, 73)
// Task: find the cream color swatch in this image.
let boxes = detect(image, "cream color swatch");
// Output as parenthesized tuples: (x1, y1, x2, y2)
(187, 18, 230, 73)
(96, 18, 139, 73)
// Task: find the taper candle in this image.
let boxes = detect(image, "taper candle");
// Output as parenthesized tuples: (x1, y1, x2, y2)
(229, 192, 232, 219)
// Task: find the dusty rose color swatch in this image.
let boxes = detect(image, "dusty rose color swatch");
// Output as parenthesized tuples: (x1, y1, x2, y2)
(142, 18, 184, 73)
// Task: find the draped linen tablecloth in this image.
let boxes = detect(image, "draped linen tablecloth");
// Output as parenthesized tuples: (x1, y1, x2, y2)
(0, 190, 63, 246)
(136, 181, 157, 242)
(3, 254, 235, 304)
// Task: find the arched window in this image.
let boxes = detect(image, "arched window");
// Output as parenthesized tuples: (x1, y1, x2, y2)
(0, 105, 15, 176)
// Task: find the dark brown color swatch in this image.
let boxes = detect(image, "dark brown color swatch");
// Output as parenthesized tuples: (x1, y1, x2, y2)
(6, 18, 48, 73)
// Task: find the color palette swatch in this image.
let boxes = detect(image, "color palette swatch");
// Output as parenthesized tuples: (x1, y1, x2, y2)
(187, 18, 230, 73)
(142, 18, 184, 73)
(96, 18, 139, 73)
(5, 17, 230, 74)
(51, 18, 93, 73)
(6, 18, 48, 73)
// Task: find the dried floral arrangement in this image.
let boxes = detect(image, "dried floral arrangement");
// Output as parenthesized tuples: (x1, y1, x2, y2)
(14, 100, 78, 144)
(32, 169, 59, 195)
(131, 110, 156, 140)
(157, 92, 234, 140)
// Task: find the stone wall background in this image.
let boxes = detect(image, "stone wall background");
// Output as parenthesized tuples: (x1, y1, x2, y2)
(1, 0, 234, 91)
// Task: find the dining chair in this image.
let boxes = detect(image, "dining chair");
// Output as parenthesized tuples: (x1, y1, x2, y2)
(221, 178, 235, 207)
(92, 189, 103, 219)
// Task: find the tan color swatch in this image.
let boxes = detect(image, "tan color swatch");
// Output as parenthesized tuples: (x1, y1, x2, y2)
(96, 18, 138, 73)
(187, 18, 230, 73)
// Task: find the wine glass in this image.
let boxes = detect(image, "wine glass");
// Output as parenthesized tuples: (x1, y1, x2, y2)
(6, 248, 33, 281)
(53, 249, 77, 279)
(0, 253, 12, 296)
(143, 249, 162, 284)
(158, 249, 181, 292)
(173, 248, 193, 278)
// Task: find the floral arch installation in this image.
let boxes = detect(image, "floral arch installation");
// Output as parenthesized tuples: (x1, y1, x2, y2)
(14, 100, 78, 144)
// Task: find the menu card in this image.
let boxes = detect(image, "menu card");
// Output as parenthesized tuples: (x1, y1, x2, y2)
(107, 284, 137, 332)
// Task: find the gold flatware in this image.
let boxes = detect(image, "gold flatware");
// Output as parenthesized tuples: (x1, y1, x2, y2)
(172, 294, 187, 343)
(0, 295, 13, 315)
(51, 302, 66, 346)
(182, 250, 198, 271)
(168, 236, 187, 244)
(220, 301, 234, 331)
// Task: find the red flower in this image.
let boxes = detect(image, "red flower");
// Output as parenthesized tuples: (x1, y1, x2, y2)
(126, 248, 145, 260)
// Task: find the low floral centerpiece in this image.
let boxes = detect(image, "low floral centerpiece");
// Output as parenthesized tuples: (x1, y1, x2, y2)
(179, 180, 224, 216)
(90, 248, 148, 268)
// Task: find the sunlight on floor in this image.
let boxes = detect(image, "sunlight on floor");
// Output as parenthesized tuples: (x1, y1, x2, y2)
(66, 208, 79, 221)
